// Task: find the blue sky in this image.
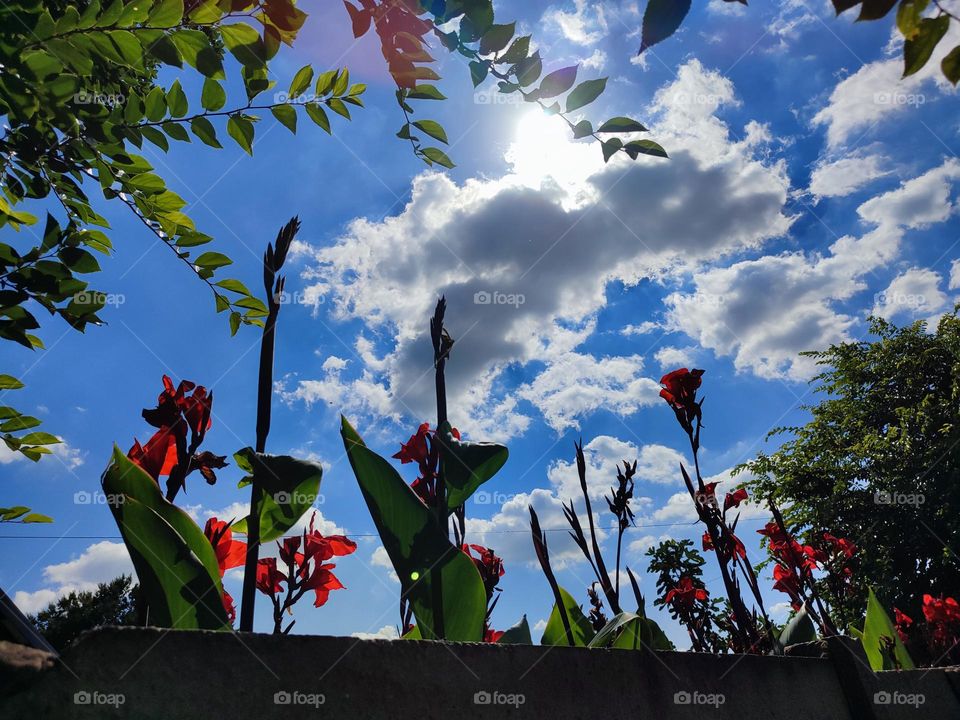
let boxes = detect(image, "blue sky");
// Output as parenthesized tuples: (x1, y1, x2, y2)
(3, 0, 960, 647)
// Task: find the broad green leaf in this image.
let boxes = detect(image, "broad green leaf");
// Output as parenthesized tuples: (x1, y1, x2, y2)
(500, 35, 531, 64)
(779, 603, 817, 647)
(0, 375, 24, 390)
(515, 52, 542, 87)
(19, 432, 59, 445)
(272, 104, 297, 134)
(438, 425, 508, 510)
(194, 251, 232, 269)
(412, 120, 448, 144)
(22, 513, 53, 523)
(943, 45, 960, 85)
(598, 117, 648, 133)
(537, 65, 578, 99)
(231, 449, 322, 543)
(201, 78, 226, 111)
(904, 16, 949, 77)
(541, 586, 595, 646)
(148, 0, 183, 28)
(640, 0, 692, 53)
(624, 139, 668, 159)
(101, 447, 229, 630)
(220, 22, 264, 68)
(288, 65, 313, 98)
(602, 138, 623, 162)
(166, 79, 188, 117)
(408, 85, 447, 100)
(341, 417, 486, 641)
(572, 120, 593, 139)
(611, 616, 674, 650)
(421, 147, 455, 169)
(305, 103, 331, 133)
(227, 115, 255, 154)
(862, 587, 914, 670)
(469, 60, 488, 87)
(190, 117, 222, 148)
(215, 278, 253, 295)
(497, 615, 532, 644)
(480, 22, 515, 55)
(566, 78, 607, 113)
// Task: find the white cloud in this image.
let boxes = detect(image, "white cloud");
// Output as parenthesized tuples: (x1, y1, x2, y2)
(621, 321, 660, 336)
(370, 545, 399, 584)
(351, 624, 399, 641)
(653, 345, 697, 368)
(873, 268, 948, 320)
(579, 48, 607, 71)
(0, 438, 85, 470)
(294, 60, 792, 433)
(14, 541, 133, 615)
(667, 160, 960, 380)
(950, 259, 960, 290)
(812, 25, 959, 148)
(808, 153, 890, 199)
(542, 0, 609, 45)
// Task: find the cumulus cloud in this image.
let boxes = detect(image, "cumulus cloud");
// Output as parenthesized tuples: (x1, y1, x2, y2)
(13, 541, 133, 615)
(293, 60, 792, 434)
(873, 267, 948, 321)
(351, 624, 399, 641)
(666, 159, 960, 380)
(542, 0, 609, 45)
(808, 153, 890, 199)
(370, 545, 399, 584)
(812, 25, 959, 148)
(653, 345, 697, 369)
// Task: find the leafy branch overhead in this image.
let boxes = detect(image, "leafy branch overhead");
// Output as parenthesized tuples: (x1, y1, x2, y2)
(636, 0, 960, 84)
(345, 0, 666, 166)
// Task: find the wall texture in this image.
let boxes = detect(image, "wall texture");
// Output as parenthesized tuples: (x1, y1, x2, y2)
(1, 628, 958, 719)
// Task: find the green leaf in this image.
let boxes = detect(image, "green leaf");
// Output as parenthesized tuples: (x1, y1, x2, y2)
(190, 117, 222, 148)
(162, 122, 190, 142)
(0, 375, 24, 390)
(201, 78, 226, 111)
(497, 615, 532, 644)
(271, 104, 297, 134)
(566, 78, 607, 113)
(602, 137, 623, 162)
(598, 117, 648, 133)
(412, 120, 448, 144)
(231, 449, 322, 542)
(148, 0, 183, 27)
(779, 603, 817, 647)
(166, 79, 188, 117)
(640, 0, 692, 53)
(229, 311, 241, 336)
(101, 447, 229, 630)
(943, 45, 960, 85)
(421, 147, 455, 169)
(469, 60, 488, 87)
(500, 35, 531, 64)
(226, 115, 255, 154)
(904, 15, 949, 77)
(438, 426, 507, 510)
(172, 29, 223, 78)
(194, 252, 232, 269)
(515, 52, 542, 87)
(220, 22, 264, 69)
(407, 84, 447, 100)
(480, 22, 515, 55)
(537, 65, 578, 98)
(19, 432, 60, 445)
(541, 586, 595, 646)
(288, 65, 313, 98)
(572, 120, 593, 139)
(215, 278, 253, 295)
(624, 139, 668, 159)
(341, 417, 486, 641)
(862, 587, 914, 670)
(22, 513, 53, 523)
(305, 103, 331, 133)
(587, 611, 673, 650)
(897, 0, 929, 40)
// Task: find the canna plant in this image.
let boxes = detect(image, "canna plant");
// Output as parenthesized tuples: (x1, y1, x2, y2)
(340, 297, 513, 642)
(100, 218, 345, 631)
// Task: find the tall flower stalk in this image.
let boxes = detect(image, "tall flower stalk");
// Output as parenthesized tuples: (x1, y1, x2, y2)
(238, 217, 300, 632)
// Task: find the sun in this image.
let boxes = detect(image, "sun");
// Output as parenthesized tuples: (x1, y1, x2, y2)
(507, 109, 600, 192)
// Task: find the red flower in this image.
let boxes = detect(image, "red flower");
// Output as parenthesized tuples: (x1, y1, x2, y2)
(702, 532, 714, 551)
(659, 368, 705, 431)
(823, 532, 857, 560)
(256, 558, 285, 596)
(203, 517, 247, 575)
(393, 422, 431, 465)
(301, 563, 346, 608)
(772, 564, 802, 609)
(127, 429, 178, 481)
(180, 385, 213, 437)
(922, 594, 960, 625)
(222, 590, 237, 625)
(484, 629, 505, 643)
(463, 544, 505, 595)
(664, 575, 708, 610)
(893, 607, 913, 644)
(724, 488, 749, 512)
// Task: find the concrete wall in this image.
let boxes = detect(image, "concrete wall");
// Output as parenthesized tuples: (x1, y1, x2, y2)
(1, 628, 957, 719)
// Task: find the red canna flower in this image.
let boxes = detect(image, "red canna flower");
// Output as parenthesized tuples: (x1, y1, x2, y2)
(702, 532, 714, 551)
(203, 517, 247, 575)
(893, 607, 913, 644)
(301, 563, 346, 608)
(658, 368, 705, 431)
(772, 564, 802, 610)
(222, 590, 237, 625)
(256, 557, 285, 596)
(393, 422, 431, 465)
(822, 532, 857, 560)
(922, 594, 960, 625)
(724, 488, 749, 512)
(127, 429, 178, 481)
(664, 575, 708, 610)
(484, 629, 505, 643)
(462, 544, 505, 596)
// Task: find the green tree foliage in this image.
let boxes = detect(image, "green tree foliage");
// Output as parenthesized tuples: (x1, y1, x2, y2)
(28, 574, 140, 650)
(739, 312, 960, 627)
